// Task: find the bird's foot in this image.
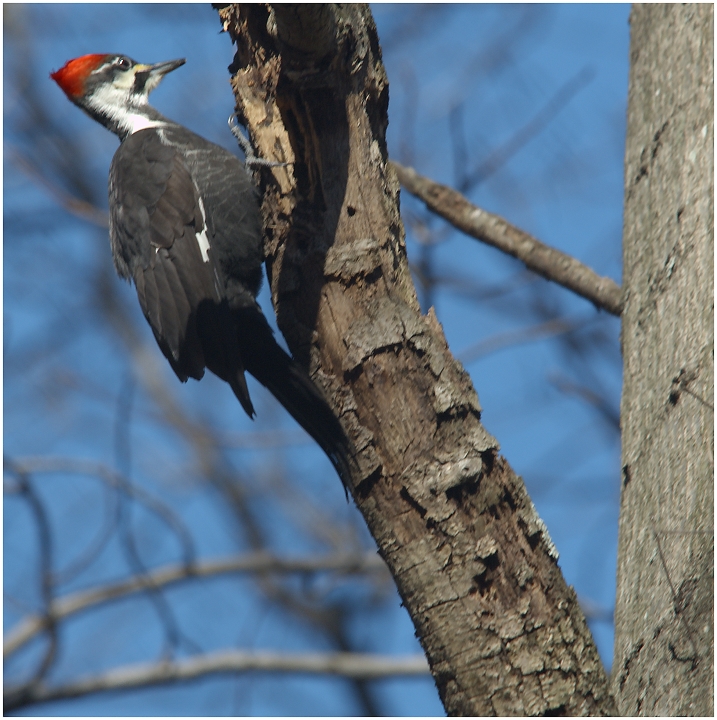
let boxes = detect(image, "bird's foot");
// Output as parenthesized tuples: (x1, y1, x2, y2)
(228, 114, 287, 169)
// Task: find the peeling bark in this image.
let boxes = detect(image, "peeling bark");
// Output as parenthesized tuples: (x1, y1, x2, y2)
(217, 4, 616, 715)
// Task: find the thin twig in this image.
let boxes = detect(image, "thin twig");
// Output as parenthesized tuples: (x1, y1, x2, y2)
(4, 649, 430, 710)
(459, 316, 588, 364)
(548, 372, 621, 431)
(4, 552, 387, 658)
(461, 66, 596, 192)
(3, 460, 58, 684)
(9, 148, 109, 227)
(6, 456, 196, 566)
(100, 278, 385, 692)
(50, 479, 118, 586)
(391, 161, 623, 316)
(113, 374, 199, 657)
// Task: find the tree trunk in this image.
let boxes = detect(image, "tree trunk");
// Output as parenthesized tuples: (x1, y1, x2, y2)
(218, 4, 616, 715)
(613, 4, 714, 716)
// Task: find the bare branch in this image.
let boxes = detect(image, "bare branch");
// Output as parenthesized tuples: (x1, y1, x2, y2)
(548, 372, 621, 431)
(3, 460, 58, 684)
(459, 316, 589, 364)
(5, 649, 429, 710)
(98, 278, 386, 697)
(51, 476, 118, 586)
(8, 148, 109, 227)
(461, 66, 596, 192)
(5, 455, 196, 566)
(97, 275, 271, 551)
(5, 552, 387, 659)
(392, 161, 623, 316)
(111, 375, 199, 658)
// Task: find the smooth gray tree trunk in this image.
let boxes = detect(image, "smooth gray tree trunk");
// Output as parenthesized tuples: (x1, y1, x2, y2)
(613, 4, 714, 716)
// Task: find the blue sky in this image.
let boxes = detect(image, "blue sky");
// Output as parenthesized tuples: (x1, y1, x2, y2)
(4, 4, 630, 715)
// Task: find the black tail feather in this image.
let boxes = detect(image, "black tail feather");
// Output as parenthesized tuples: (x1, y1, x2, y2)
(235, 307, 354, 491)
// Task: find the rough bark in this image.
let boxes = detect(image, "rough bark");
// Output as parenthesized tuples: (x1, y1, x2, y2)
(613, 4, 714, 716)
(217, 4, 616, 715)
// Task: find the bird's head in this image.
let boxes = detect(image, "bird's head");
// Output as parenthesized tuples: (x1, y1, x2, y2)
(51, 54, 185, 137)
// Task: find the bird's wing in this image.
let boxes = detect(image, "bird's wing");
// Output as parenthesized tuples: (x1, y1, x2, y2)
(108, 129, 227, 384)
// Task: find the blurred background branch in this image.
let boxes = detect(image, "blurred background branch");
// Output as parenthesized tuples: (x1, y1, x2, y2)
(393, 161, 623, 315)
(5, 649, 430, 712)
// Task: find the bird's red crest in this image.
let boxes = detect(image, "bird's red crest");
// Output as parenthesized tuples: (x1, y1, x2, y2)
(50, 54, 109, 97)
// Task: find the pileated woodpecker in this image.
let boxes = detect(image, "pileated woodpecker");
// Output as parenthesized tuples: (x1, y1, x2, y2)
(51, 54, 353, 488)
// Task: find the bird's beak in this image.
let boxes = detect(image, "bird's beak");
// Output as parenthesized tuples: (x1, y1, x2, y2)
(135, 58, 186, 94)
(145, 58, 186, 77)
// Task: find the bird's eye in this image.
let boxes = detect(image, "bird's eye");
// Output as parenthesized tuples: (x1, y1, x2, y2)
(115, 57, 131, 70)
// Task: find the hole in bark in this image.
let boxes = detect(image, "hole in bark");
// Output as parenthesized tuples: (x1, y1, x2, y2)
(481, 449, 496, 475)
(474, 571, 492, 596)
(400, 487, 427, 518)
(347, 205, 356, 216)
(227, 49, 247, 76)
(445, 477, 479, 503)
(503, 489, 517, 511)
(544, 705, 567, 716)
(363, 266, 383, 285)
(355, 467, 381, 499)
(472, 553, 499, 596)
(343, 363, 364, 384)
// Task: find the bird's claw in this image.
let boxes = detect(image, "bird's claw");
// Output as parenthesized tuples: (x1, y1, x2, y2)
(228, 113, 287, 169)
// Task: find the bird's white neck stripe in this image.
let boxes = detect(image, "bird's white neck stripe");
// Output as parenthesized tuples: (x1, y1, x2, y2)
(126, 113, 165, 134)
(87, 84, 165, 135)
